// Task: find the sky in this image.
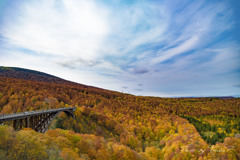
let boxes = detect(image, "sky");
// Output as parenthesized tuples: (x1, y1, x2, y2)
(0, 0, 239, 97)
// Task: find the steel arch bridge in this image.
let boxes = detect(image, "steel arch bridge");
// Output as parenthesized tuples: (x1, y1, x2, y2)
(0, 107, 76, 133)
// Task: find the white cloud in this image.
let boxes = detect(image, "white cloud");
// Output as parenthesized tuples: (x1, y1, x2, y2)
(1, 0, 109, 60)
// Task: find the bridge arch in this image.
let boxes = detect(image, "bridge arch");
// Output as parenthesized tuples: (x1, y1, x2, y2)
(0, 107, 76, 133)
(63, 110, 75, 118)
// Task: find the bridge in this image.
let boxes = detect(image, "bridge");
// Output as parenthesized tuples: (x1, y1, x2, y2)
(0, 107, 76, 133)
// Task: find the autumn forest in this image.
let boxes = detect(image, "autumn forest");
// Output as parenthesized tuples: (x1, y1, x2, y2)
(0, 67, 239, 160)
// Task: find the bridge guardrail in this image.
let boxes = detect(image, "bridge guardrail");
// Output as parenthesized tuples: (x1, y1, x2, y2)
(0, 107, 75, 120)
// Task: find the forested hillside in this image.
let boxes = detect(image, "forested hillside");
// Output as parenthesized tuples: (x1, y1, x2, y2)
(0, 69, 240, 159)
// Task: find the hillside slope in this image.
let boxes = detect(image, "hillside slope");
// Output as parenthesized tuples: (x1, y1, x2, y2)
(0, 66, 107, 91)
(0, 66, 70, 83)
(0, 67, 239, 159)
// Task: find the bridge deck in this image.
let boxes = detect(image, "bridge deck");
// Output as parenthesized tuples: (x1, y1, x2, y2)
(0, 107, 76, 122)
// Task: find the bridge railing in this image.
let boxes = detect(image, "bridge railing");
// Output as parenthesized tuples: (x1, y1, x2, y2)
(0, 107, 75, 119)
(0, 112, 23, 118)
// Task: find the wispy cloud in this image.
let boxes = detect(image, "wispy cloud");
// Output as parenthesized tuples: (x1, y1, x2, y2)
(233, 85, 240, 88)
(152, 36, 200, 64)
(58, 58, 102, 69)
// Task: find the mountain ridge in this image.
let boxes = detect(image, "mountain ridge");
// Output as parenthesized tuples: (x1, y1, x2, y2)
(0, 66, 80, 85)
(0, 66, 110, 91)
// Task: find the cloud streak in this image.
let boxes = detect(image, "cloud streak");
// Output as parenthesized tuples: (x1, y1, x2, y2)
(233, 85, 240, 88)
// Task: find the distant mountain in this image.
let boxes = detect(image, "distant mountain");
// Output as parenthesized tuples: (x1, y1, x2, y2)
(176, 96, 235, 99)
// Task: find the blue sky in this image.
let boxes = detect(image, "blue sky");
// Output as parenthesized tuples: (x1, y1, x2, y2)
(0, 0, 239, 97)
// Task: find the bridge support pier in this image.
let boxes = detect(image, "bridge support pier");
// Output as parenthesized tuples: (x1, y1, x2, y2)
(0, 107, 76, 133)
